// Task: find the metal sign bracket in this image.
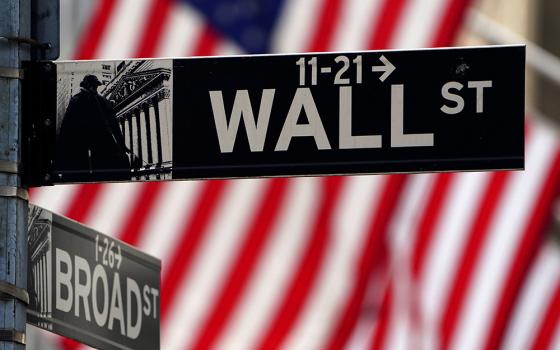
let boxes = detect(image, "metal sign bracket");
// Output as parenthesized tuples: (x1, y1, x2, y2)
(0, 186, 29, 201)
(0, 66, 24, 80)
(30, 0, 60, 60)
(0, 281, 30, 305)
(0, 330, 26, 345)
(22, 62, 56, 187)
(1, 0, 59, 61)
(0, 160, 20, 175)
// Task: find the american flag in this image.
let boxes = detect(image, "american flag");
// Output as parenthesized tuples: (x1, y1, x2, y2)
(29, 0, 560, 349)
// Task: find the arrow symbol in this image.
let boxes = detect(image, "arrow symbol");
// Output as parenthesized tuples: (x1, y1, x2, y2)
(372, 55, 395, 82)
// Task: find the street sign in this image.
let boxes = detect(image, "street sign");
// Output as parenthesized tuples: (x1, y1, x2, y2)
(24, 45, 525, 186)
(27, 205, 161, 350)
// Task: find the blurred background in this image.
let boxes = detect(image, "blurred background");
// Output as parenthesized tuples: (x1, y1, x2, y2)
(27, 0, 560, 349)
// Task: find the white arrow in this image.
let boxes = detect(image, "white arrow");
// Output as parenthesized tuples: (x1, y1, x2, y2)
(372, 55, 395, 82)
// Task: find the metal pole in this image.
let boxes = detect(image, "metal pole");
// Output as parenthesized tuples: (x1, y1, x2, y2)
(0, 0, 30, 349)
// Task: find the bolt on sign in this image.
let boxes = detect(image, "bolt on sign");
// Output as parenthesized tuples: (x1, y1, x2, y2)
(23, 45, 525, 186)
(27, 205, 161, 350)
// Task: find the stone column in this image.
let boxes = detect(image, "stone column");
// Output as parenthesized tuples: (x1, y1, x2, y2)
(159, 97, 172, 164)
(127, 114, 134, 166)
(143, 103, 153, 164)
(139, 109, 147, 168)
(39, 256, 45, 314)
(44, 254, 48, 315)
(152, 96, 163, 165)
(148, 103, 158, 166)
(135, 109, 143, 166)
(33, 265, 38, 310)
(47, 244, 52, 316)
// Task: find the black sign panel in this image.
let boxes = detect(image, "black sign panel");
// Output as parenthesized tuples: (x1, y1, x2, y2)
(25, 45, 524, 185)
(27, 205, 161, 350)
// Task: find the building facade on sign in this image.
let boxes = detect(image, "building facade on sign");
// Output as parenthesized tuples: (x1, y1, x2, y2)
(54, 60, 173, 182)
(27, 206, 53, 331)
(102, 60, 173, 180)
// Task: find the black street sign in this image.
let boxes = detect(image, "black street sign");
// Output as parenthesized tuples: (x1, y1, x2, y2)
(24, 45, 525, 185)
(27, 205, 161, 350)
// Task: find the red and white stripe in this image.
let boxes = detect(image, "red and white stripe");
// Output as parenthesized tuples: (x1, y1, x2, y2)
(29, 1, 560, 350)
(368, 124, 560, 350)
(503, 241, 560, 350)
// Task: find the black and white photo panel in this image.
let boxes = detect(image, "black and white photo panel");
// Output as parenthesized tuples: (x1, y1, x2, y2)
(27, 205, 54, 331)
(54, 59, 173, 182)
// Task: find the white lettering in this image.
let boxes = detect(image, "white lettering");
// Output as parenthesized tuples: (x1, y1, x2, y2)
(210, 89, 275, 153)
(275, 88, 331, 151)
(55, 248, 73, 313)
(53, 250, 159, 340)
(339, 86, 382, 149)
(126, 278, 142, 339)
(108, 272, 125, 336)
(391, 85, 434, 147)
(468, 80, 492, 113)
(74, 256, 91, 321)
(441, 81, 465, 115)
(151, 288, 159, 319)
(143, 285, 151, 317)
(92, 264, 109, 327)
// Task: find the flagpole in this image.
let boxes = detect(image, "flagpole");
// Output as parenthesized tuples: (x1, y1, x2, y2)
(0, 0, 30, 348)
